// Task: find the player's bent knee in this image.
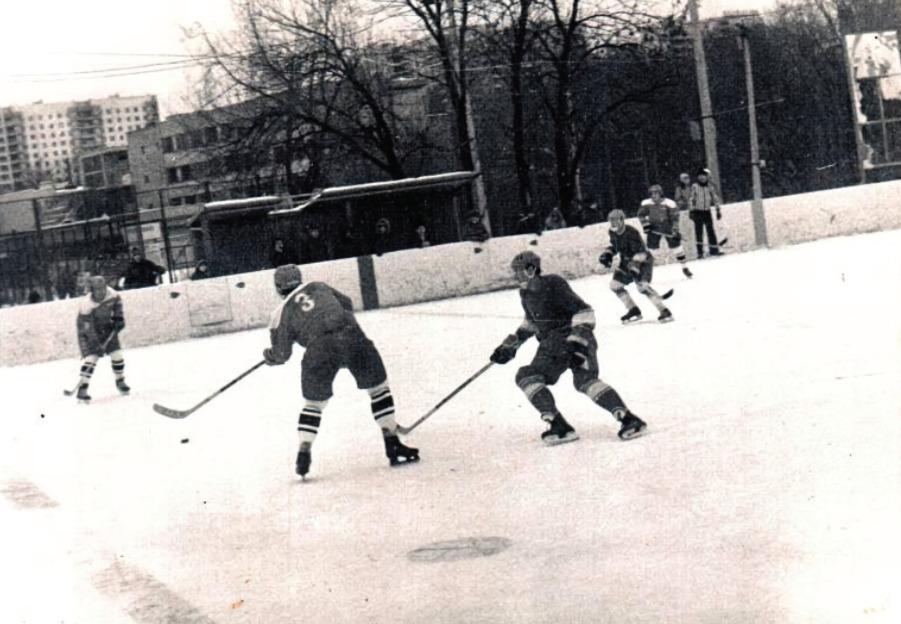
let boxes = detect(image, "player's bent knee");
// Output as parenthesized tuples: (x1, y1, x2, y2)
(612, 285, 627, 296)
(515, 368, 547, 400)
(109, 350, 124, 362)
(577, 378, 610, 401)
(636, 282, 652, 295)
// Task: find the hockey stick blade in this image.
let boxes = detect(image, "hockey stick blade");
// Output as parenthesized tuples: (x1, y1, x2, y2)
(152, 403, 195, 419)
(661, 288, 674, 300)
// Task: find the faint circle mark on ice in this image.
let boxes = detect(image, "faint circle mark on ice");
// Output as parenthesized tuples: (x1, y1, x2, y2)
(407, 536, 512, 563)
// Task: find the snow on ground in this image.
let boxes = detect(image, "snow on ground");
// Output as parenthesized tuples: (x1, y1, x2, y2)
(2, 229, 900, 623)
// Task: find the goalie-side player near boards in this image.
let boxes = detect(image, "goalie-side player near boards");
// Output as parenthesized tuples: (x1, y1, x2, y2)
(263, 264, 419, 478)
(599, 209, 673, 324)
(489, 251, 647, 445)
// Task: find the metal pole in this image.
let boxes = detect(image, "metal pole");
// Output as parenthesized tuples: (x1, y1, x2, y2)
(688, 0, 721, 188)
(739, 30, 767, 247)
(840, 31, 867, 183)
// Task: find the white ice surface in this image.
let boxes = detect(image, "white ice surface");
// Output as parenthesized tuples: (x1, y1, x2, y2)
(2, 229, 901, 623)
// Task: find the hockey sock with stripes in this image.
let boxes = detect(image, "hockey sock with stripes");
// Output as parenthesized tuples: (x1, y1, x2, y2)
(110, 354, 125, 380)
(517, 374, 558, 415)
(79, 356, 98, 386)
(594, 386, 629, 421)
(613, 287, 637, 310)
(368, 384, 397, 435)
(298, 400, 327, 445)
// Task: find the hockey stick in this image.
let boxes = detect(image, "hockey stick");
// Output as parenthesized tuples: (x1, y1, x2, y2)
(63, 330, 119, 396)
(152, 360, 267, 419)
(396, 362, 494, 435)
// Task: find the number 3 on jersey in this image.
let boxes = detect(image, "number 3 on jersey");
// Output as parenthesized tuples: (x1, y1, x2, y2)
(294, 292, 315, 311)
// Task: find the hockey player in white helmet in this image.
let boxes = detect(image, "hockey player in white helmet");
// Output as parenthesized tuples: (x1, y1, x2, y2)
(638, 184, 693, 278)
(599, 209, 673, 323)
(264, 264, 419, 479)
(489, 251, 648, 443)
(72, 275, 129, 402)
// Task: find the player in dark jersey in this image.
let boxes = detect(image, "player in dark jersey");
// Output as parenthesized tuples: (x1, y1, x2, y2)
(638, 184, 693, 278)
(73, 276, 129, 403)
(263, 264, 419, 478)
(489, 251, 647, 444)
(599, 209, 673, 324)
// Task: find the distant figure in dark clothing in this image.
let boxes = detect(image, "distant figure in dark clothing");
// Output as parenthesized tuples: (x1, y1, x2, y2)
(122, 248, 165, 290)
(409, 223, 432, 248)
(27, 290, 42, 304)
(270, 237, 299, 268)
(299, 224, 330, 264)
(190, 260, 212, 280)
(337, 225, 365, 259)
(464, 212, 490, 242)
(373, 218, 396, 256)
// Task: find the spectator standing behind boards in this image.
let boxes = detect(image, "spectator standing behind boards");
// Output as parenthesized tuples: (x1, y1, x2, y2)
(190, 260, 212, 280)
(121, 248, 165, 290)
(464, 211, 490, 242)
(373, 218, 395, 256)
(543, 206, 567, 231)
(674, 173, 691, 212)
(409, 223, 432, 249)
(270, 237, 299, 268)
(689, 168, 723, 258)
(299, 223, 330, 264)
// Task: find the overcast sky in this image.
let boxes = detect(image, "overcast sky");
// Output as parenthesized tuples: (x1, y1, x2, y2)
(1, 0, 778, 119)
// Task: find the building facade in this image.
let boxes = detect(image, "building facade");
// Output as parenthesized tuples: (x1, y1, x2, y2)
(0, 94, 158, 192)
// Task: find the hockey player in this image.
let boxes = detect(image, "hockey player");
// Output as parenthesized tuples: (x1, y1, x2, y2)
(74, 276, 129, 403)
(599, 209, 673, 324)
(263, 264, 419, 478)
(489, 251, 647, 445)
(638, 184, 693, 279)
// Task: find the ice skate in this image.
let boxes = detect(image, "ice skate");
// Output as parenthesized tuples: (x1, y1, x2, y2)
(682, 266, 693, 278)
(617, 412, 647, 440)
(658, 309, 673, 323)
(620, 306, 642, 324)
(384, 435, 420, 467)
(76, 384, 91, 404)
(115, 378, 130, 395)
(295, 442, 312, 478)
(540, 413, 579, 446)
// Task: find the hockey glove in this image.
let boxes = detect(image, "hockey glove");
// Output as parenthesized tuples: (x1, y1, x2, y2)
(599, 251, 613, 269)
(490, 334, 520, 365)
(566, 325, 593, 369)
(716, 208, 722, 221)
(641, 220, 652, 235)
(262, 347, 286, 366)
(112, 316, 125, 332)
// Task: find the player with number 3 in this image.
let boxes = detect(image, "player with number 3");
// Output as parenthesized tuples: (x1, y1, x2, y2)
(264, 264, 420, 478)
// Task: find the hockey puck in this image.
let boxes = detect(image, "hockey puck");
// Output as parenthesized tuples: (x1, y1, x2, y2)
(169, 291, 181, 299)
(235, 281, 246, 288)
(473, 247, 482, 254)
(180, 438, 189, 444)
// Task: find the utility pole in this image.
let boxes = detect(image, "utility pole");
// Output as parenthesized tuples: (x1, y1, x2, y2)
(737, 26, 768, 247)
(688, 0, 721, 189)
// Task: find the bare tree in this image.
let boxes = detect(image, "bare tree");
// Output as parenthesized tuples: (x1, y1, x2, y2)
(187, 0, 440, 187)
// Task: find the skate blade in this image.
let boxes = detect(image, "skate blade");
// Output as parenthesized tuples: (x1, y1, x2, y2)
(658, 317, 674, 323)
(390, 456, 421, 468)
(622, 317, 643, 324)
(619, 426, 647, 440)
(543, 432, 580, 446)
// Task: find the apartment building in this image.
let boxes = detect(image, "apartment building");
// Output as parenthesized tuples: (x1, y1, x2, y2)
(0, 94, 158, 192)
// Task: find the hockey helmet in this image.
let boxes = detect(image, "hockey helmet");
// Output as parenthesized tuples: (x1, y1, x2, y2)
(608, 209, 626, 233)
(274, 264, 303, 296)
(511, 250, 541, 274)
(649, 184, 663, 195)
